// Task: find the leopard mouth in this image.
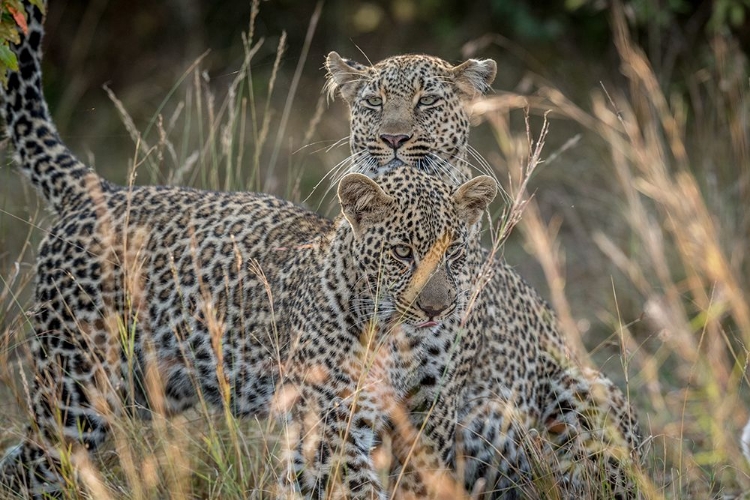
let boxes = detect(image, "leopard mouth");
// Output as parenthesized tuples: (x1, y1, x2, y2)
(366, 157, 408, 177)
(392, 151, 426, 168)
(382, 158, 407, 169)
(368, 149, 420, 168)
(395, 301, 457, 329)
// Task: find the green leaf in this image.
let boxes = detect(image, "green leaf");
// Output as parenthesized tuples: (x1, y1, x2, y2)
(0, 19, 21, 44)
(0, 42, 18, 71)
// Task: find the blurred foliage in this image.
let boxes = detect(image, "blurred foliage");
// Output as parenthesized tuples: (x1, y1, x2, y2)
(27, 1, 740, 149)
(35, 1, 750, 103)
(0, 1, 744, 108)
(566, 0, 750, 34)
(712, 0, 750, 30)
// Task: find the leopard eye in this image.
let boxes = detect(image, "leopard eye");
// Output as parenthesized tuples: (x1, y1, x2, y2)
(364, 95, 383, 107)
(392, 244, 413, 261)
(418, 95, 439, 106)
(447, 244, 464, 260)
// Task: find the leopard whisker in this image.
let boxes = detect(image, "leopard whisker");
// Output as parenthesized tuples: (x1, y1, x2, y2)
(325, 135, 351, 153)
(425, 153, 462, 186)
(466, 145, 496, 177)
(465, 145, 500, 181)
(430, 150, 487, 181)
(308, 150, 365, 196)
(311, 151, 370, 204)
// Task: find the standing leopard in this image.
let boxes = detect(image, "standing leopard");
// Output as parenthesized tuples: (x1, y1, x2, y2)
(0, 2, 499, 498)
(325, 52, 644, 497)
(0, 3, 329, 491)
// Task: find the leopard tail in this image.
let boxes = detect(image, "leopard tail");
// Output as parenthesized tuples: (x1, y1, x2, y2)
(1, 0, 103, 215)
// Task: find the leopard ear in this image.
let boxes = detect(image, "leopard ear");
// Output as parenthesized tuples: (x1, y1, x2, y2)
(326, 51, 369, 104)
(451, 59, 497, 99)
(453, 175, 497, 226)
(338, 173, 395, 237)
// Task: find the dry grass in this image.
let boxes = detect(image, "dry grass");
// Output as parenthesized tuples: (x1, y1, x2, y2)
(1, 2, 749, 499)
(470, 4, 750, 497)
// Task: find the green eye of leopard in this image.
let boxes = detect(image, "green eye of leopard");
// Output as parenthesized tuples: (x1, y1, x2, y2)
(392, 244, 413, 260)
(364, 96, 383, 107)
(447, 245, 463, 258)
(418, 95, 438, 106)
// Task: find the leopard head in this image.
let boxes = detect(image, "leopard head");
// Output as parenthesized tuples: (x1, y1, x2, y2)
(337, 166, 497, 328)
(326, 52, 496, 183)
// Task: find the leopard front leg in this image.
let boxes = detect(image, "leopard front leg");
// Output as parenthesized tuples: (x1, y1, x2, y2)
(540, 364, 644, 499)
(277, 374, 386, 500)
(387, 392, 468, 500)
(384, 340, 474, 497)
(455, 392, 538, 499)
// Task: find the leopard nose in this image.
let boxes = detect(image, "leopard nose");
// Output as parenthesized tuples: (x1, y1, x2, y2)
(380, 133, 411, 150)
(417, 302, 450, 318)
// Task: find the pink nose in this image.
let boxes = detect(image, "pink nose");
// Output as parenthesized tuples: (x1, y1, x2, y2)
(380, 133, 411, 150)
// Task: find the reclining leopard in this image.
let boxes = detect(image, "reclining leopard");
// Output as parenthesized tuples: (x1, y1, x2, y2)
(325, 52, 644, 497)
(277, 168, 496, 499)
(0, 2, 498, 498)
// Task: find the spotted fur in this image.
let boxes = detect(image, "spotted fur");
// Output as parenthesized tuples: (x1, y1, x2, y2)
(277, 170, 496, 499)
(1, 8, 329, 484)
(0, 1, 643, 497)
(326, 51, 644, 498)
(0, 3, 499, 498)
(326, 51, 496, 184)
